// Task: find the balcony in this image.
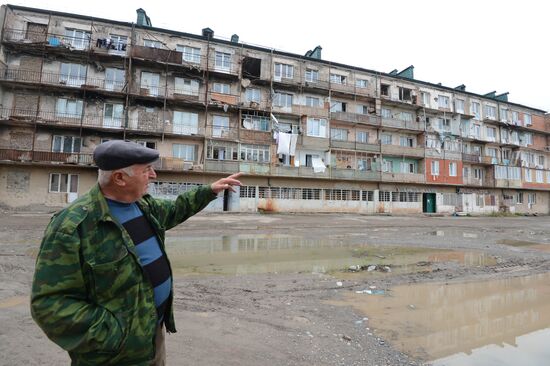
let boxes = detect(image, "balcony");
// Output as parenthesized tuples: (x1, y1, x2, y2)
(153, 157, 202, 172)
(330, 81, 355, 94)
(331, 168, 380, 181)
(0, 148, 94, 166)
(331, 112, 380, 126)
(3, 29, 92, 52)
(381, 145, 425, 158)
(132, 46, 182, 64)
(381, 117, 425, 132)
(355, 142, 381, 153)
(461, 154, 496, 165)
(208, 92, 240, 107)
(330, 139, 356, 150)
(239, 129, 273, 143)
(0, 68, 127, 93)
(207, 55, 240, 76)
(295, 105, 328, 117)
(463, 177, 485, 187)
(494, 179, 522, 188)
(381, 172, 425, 184)
(204, 159, 239, 173)
(209, 127, 239, 140)
(301, 136, 330, 149)
(425, 149, 462, 161)
(239, 162, 271, 175)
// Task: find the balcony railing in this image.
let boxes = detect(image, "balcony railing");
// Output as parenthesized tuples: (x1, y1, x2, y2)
(381, 144, 425, 158)
(461, 154, 496, 165)
(0, 148, 94, 165)
(381, 118, 425, 132)
(3, 29, 92, 51)
(381, 172, 425, 184)
(0, 68, 127, 92)
(331, 168, 380, 181)
(132, 45, 182, 64)
(153, 157, 203, 172)
(331, 112, 380, 126)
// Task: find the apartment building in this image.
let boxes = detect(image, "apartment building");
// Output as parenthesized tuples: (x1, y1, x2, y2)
(0, 5, 548, 214)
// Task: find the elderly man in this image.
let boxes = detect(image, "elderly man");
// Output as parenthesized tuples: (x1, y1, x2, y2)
(31, 140, 242, 366)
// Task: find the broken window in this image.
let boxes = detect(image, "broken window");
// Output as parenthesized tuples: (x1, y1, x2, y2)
(330, 101, 346, 113)
(177, 45, 201, 64)
(242, 57, 261, 79)
(398, 87, 412, 101)
(381, 84, 390, 97)
(330, 73, 346, 85)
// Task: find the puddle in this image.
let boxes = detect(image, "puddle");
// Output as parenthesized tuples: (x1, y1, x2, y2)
(331, 273, 550, 365)
(498, 239, 550, 252)
(165, 235, 496, 275)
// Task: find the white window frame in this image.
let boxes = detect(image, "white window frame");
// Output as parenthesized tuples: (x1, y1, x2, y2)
(274, 63, 294, 79)
(524, 113, 532, 126)
(355, 79, 368, 88)
(273, 92, 293, 108)
(306, 117, 327, 138)
(356, 131, 368, 143)
(56, 98, 83, 118)
(64, 29, 90, 50)
(245, 88, 261, 103)
(455, 99, 465, 113)
(60, 63, 87, 87)
(305, 96, 321, 107)
(105, 67, 125, 91)
(438, 95, 450, 109)
(52, 135, 81, 153)
(240, 144, 270, 163)
(449, 162, 457, 176)
(330, 128, 348, 141)
(143, 39, 162, 48)
(177, 45, 201, 63)
(215, 51, 231, 71)
(212, 115, 230, 138)
(172, 143, 196, 161)
(49, 173, 79, 193)
(103, 103, 124, 128)
(213, 82, 230, 94)
(305, 68, 318, 82)
(173, 111, 199, 135)
(175, 77, 199, 96)
(431, 160, 440, 176)
(330, 73, 346, 85)
(140, 71, 160, 96)
(471, 102, 481, 119)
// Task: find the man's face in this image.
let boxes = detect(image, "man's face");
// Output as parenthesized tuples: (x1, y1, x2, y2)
(122, 163, 157, 200)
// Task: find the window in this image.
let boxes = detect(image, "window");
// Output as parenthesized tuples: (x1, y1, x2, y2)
(306, 118, 328, 137)
(381, 84, 390, 97)
(438, 118, 451, 131)
(239, 186, 256, 198)
(330, 73, 346, 84)
(357, 105, 369, 115)
(358, 158, 371, 171)
(455, 99, 465, 113)
(175, 77, 199, 96)
(356, 79, 368, 88)
(109, 34, 127, 51)
(512, 111, 520, 124)
(52, 135, 81, 153)
(103, 103, 124, 128)
(524, 113, 532, 126)
(49, 173, 78, 193)
(471, 102, 481, 119)
(56, 98, 83, 118)
(140, 72, 160, 96)
(525, 168, 532, 182)
(240, 144, 270, 162)
(431, 160, 440, 176)
(242, 115, 270, 131)
(486, 127, 496, 141)
(173, 111, 198, 135)
(274, 63, 294, 79)
(273, 92, 293, 107)
(356, 131, 368, 143)
(382, 159, 393, 172)
(536, 170, 543, 183)
(245, 88, 261, 103)
(400, 136, 414, 147)
(528, 193, 536, 205)
(105, 68, 124, 91)
(517, 192, 524, 204)
(213, 82, 230, 94)
(134, 141, 156, 149)
(449, 162, 457, 176)
(379, 191, 391, 202)
(438, 95, 450, 109)
(207, 140, 238, 161)
(381, 134, 392, 145)
(473, 124, 481, 138)
(64, 29, 90, 49)
(523, 133, 533, 145)
(487, 148, 497, 158)
(538, 155, 545, 166)
(500, 107, 508, 122)
(330, 128, 348, 141)
(143, 39, 162, 48)
(463, 166, 469, 178)
(381, 108, 392, 119)
(502, 149, 511, 160)
(215, 51, 231, 71)
(305, 69, 318, 82)
(421, 92, 430, 106)
(400, 162, 416, 174)
(474, 168, 482, 179)
(330, 101, 346, 113)
(501, 129, 509, 143)
(177, 45, 201, 63)
(484, 105, 496, 120)
(212, 115, 230, 137)
(60, 63, 87, 87)
(172, 144, 196, 161)
(306, 96, 322, 107)
(400, 112, 413, 122)
(398, 87, 412, 101)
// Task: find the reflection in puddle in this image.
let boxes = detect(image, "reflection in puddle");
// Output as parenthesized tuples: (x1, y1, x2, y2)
(332, 273, 550, 365)
(498, 239, 550, 252)
(165, 235, 495, 275)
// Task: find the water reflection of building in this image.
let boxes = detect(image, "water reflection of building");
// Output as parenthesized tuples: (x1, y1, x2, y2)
(346, 273, 550, 360)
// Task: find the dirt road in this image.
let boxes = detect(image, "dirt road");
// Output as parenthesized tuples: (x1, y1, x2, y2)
(1, 212, 549, 365)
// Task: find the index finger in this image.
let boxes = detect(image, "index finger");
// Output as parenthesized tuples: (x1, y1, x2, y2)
(228, 172, 243, 179)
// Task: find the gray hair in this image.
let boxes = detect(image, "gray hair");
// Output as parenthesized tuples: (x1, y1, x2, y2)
(98, 166, 135, 187)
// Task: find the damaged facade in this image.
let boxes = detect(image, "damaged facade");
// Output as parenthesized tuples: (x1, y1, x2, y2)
(0, 4, 549, 214)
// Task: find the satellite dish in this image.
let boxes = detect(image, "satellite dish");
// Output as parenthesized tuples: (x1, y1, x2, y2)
(241, 78, 251, 88)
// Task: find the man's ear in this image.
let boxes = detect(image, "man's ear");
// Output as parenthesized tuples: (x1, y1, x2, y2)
(112, 171, 127, 187)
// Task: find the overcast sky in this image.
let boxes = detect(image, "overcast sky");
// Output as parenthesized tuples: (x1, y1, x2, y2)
(7, 0, 549, 112)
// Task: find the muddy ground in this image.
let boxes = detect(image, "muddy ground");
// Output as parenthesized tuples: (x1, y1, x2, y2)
(1, 211, 549, 366)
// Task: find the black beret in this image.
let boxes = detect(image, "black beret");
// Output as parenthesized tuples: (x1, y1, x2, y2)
(93, 140, 159, 170)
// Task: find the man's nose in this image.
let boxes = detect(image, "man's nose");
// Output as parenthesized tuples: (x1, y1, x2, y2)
(149, 168, 157, 179)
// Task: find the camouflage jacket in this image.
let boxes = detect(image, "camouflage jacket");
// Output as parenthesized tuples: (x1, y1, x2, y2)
(31, 183, 217, 366)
